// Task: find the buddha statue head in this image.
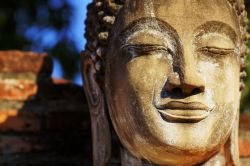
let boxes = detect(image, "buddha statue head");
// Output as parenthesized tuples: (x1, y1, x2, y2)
(82, 0, 249, 165)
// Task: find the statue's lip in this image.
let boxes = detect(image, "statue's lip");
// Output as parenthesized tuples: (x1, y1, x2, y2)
(155, 101, 212, 123)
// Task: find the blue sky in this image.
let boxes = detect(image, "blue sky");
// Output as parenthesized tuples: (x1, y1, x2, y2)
(51, 0, 91, 85)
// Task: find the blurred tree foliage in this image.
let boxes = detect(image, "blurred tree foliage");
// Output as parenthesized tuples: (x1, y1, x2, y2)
(0, 0, 79, 79)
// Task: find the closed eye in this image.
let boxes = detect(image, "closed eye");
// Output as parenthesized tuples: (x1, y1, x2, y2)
(198, 46, 235, 56)
(121, 44, 173, 55)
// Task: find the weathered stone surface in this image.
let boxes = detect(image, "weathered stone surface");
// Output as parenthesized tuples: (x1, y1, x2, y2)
(0, 51, 90, 164)
(239, 138, 250, 158)
(0, 50, 249, 165)
(240, 114, 250, 130)
(239, 114, 250, 159)
(0, 80, 37, 100)
(0, 51, 52, 74)
(84, 0, 249, 165)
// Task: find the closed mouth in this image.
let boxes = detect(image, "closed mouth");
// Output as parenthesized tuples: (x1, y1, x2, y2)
(155, 101, 212, 123)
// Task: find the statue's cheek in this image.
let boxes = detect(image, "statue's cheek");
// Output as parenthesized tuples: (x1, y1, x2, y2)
(126, 55, 173, 94)
(197, 56, 240, 104)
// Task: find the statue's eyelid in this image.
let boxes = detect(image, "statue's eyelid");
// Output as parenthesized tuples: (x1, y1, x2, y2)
(197, 46, 235, 55)
(120, 44, 173, 54)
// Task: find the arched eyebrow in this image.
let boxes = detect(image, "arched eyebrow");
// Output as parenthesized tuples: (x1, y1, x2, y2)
(194, 21, 238, 44)
(118, 17, 179, 44)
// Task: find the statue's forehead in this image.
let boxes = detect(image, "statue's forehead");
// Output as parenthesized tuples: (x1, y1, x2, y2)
(125, 0, 231, 14)
(119, 0, 238, 37)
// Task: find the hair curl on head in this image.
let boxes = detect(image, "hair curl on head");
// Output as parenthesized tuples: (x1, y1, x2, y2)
(84, 0, 249, 90)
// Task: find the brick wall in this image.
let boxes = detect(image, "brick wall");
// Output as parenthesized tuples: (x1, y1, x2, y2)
(239, 115, 250, 165)
(0, 51, 91, 165)
(0, 51, 249, 165)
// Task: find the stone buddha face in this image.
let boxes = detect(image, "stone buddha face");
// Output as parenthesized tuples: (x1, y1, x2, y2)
(104, 0, 241, 165)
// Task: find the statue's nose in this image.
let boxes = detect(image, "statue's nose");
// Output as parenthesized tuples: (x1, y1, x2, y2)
(165, 71, 205, 97)
(164, 44, 205, 97)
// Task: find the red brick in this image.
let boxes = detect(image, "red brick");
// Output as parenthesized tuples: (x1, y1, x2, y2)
(0, 80, 37, 100)
(52, 78, 71, 84)
(239, 139, 250, 157)
(240, 114, 250, 130)
(239, 114, 250, 157)
(0, 110, 40, 132)
(0, 51, 52, 74)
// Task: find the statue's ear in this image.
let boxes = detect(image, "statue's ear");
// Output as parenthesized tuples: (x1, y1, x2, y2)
(224, 111, 240, 166)
(81, 51, 111, 166)
(81, 51, 100, 107)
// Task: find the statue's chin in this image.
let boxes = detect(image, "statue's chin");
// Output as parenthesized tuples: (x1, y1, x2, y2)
(114, 115, 231, 165)
(127, 142, 221, 166)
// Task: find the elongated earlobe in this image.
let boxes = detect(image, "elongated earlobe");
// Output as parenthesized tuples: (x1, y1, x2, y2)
(81, 51, 111, 166)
